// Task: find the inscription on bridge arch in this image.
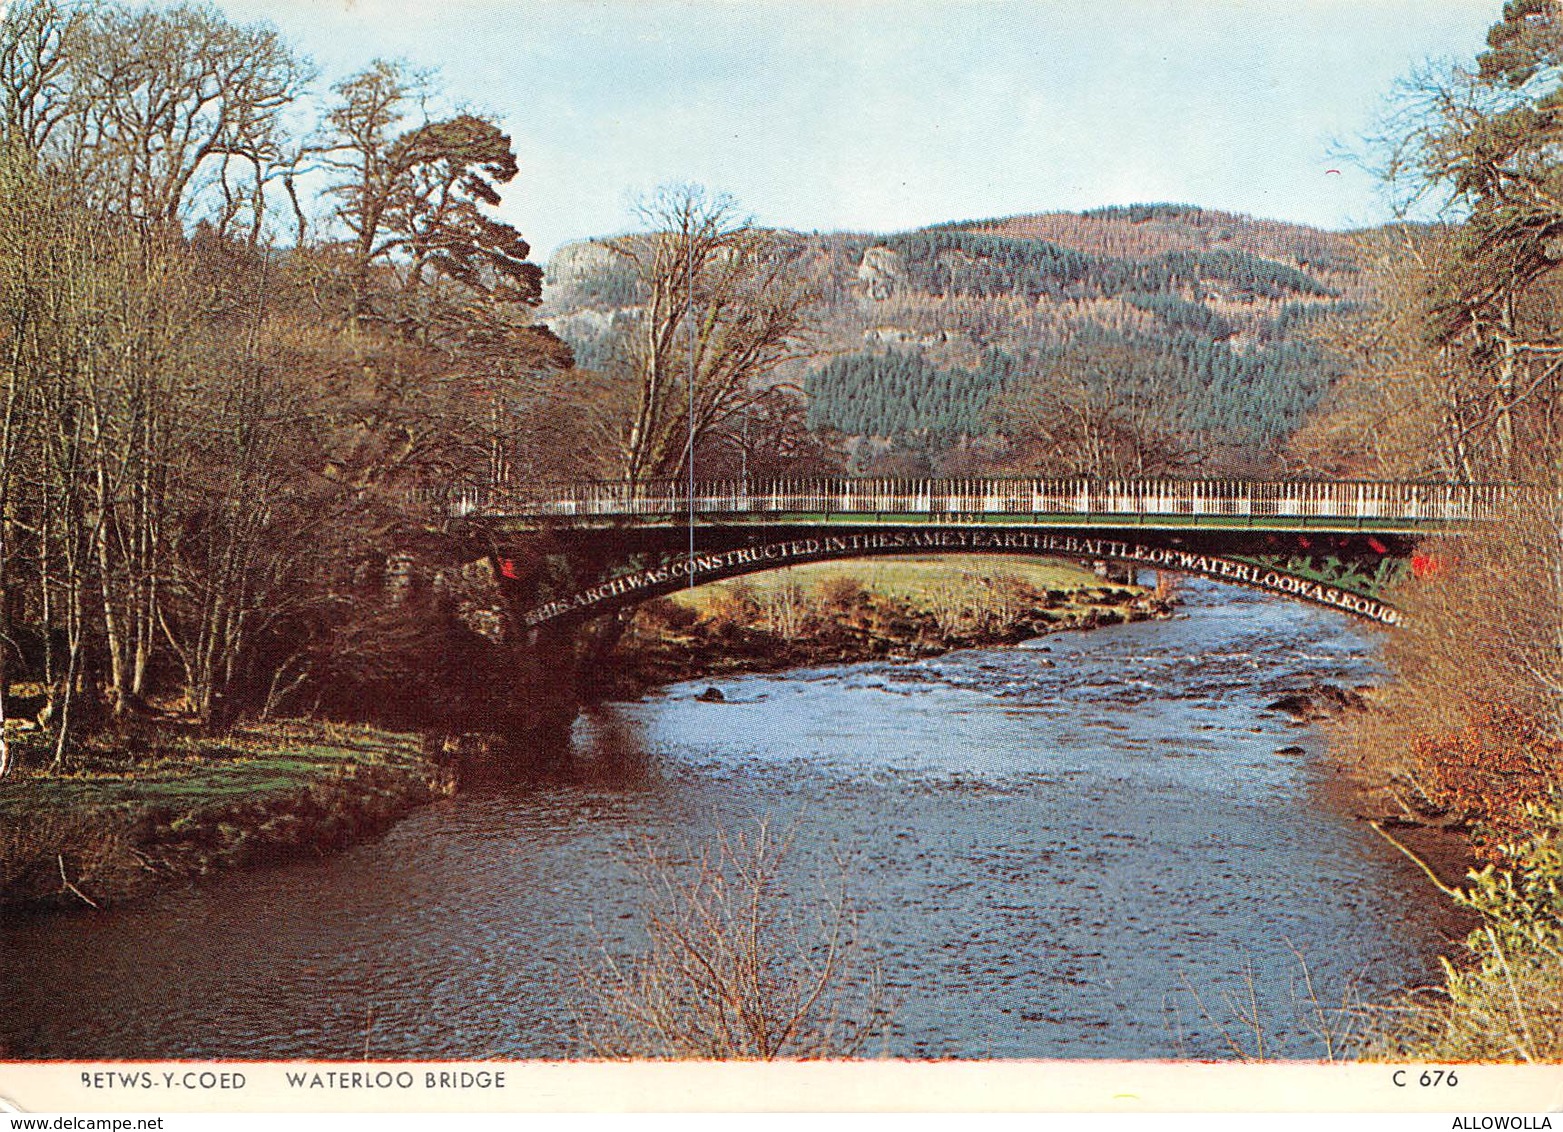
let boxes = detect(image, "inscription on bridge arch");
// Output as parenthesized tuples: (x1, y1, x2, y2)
(519, 529, 1402, 628)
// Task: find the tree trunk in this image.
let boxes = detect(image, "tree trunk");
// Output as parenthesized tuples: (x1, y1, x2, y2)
(1495, 323, 1518, 479)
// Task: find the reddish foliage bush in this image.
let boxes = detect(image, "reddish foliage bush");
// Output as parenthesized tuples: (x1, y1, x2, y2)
(815, 576, 867, 618)
(634, 598, 699, 636)
(1411, 709, 1563, 854)
(701, 584, 763, 635)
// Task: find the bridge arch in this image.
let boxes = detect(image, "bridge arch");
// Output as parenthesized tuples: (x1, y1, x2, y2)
(509, 524, 1409, 630)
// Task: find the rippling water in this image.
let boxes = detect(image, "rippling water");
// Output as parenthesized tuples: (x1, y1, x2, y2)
(0, 579, 1467, 1059)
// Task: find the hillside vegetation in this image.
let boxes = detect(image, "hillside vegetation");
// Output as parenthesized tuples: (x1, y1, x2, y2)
(545, 203, 1363, 476)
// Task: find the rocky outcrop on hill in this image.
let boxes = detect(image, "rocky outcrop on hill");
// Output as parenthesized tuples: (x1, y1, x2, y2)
(856, 244, 903, 300)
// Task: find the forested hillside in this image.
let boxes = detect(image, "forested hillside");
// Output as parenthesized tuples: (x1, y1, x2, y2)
(546, 203, 1363, 476)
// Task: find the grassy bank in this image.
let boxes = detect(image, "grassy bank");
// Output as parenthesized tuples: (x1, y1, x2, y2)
(698, 556, 1119, 608)
(0, 720, 450, 910)
(608, 554, 1169, 694)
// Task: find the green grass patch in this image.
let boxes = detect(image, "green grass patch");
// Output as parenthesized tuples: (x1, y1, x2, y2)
(0, 720, 426, 819)
(667, 554, 1111, 615)
(2, 719, 440, 906)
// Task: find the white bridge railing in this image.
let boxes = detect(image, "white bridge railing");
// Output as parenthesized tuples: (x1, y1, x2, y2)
(439, 477, 1515, 524)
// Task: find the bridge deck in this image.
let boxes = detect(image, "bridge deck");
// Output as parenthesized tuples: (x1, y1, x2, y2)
(452, 477, 1510, 531)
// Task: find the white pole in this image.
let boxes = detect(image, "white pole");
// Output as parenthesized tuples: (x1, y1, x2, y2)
(686, 213, 696, 586)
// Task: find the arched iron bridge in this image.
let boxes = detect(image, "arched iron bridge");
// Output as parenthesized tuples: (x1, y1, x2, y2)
(446, 477, 1514, 630)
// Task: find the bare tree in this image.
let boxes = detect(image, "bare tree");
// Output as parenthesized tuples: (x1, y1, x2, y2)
(0, 152, 43, 778)
(54, 2, 309, 228)
(601, 185, 819, 484)
(0, 0, 84, 158)
(1287, 228, 1482, 481)
(0, 157, 131, 758)
(574, 820, 891, 1059)
(987, 342, 1199, 477)
(693, 385, 843, 479)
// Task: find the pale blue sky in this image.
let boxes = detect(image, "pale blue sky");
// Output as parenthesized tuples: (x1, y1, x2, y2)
(223, 0, 1500, 258)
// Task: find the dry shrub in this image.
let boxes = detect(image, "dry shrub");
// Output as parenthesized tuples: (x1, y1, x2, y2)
(1407, 710, 1563, 854)
(633, 597, 699, 636)
(573, 820, 891, 1060)
(759, 575, 811, 639)
(1332, 485, 1563, 825)
(982, 575, 1044, 631)
(1369, 943, 1563, 1062)
(1367, 800, 1563, 1061)
(0, 809, 133, 905)
(701, 582, 762, 636)
(925, 571, 982, 635)
(1164, 949, 1366, 1061)
(815, 575, 867, 618)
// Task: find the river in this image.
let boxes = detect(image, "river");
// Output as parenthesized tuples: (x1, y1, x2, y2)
(0, 579, 1468, 1060)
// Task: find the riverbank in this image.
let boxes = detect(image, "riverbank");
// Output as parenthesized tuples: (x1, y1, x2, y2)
(0, 720, 452, 910)
(603, 555, 1172, 697)
(1314, 699, 1563, 1060)
(1270, 677, 1541, 1060)
(1253, 681, 1482, 895)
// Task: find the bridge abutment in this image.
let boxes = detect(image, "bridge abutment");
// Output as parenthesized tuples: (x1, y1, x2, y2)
(484, 535, 644, 767)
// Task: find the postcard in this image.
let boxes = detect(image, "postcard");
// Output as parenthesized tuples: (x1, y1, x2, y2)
(1, 0, 1561, 1118)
